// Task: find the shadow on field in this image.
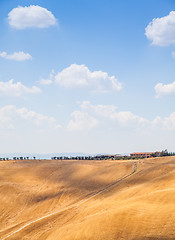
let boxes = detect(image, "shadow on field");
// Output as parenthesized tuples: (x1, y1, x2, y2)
(31, 191, 65, 204)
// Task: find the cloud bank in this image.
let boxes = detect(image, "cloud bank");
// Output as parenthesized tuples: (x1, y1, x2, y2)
(67, 101, 147, 131)
(68, 101, 175, 133)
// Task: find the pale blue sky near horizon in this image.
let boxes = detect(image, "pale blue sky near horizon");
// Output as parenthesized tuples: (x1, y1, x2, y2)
(0, 0, 175, 154)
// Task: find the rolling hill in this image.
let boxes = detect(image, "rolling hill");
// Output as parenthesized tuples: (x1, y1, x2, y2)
(0, 157, 175, 240)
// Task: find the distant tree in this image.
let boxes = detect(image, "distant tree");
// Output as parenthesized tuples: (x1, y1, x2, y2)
(161, 149, 168, 157)
(151, 153, 156, 157)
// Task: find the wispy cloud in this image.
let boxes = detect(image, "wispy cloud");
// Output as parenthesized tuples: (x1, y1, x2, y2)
(80, 101, 147, 125)
(39, 79, 53, 85)
(67, 101, 147, 132)
(154, 81, 175, 98)
(0, 51, 32, 61)
(0, 105, 61, 130)
(152, 113, 175, 131)
(0, 79, 41, 97)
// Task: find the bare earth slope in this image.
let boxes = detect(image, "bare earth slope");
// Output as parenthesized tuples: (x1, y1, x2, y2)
(0, 157, 175, 240)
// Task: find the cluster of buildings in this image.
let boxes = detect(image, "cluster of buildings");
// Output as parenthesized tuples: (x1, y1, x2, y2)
(130, 151, 162, 158)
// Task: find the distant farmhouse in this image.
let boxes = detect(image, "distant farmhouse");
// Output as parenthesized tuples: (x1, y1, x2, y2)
(130, 151, 161, 158)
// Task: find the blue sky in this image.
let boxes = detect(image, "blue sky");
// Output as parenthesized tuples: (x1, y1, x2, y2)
(1, 0, 175, 154)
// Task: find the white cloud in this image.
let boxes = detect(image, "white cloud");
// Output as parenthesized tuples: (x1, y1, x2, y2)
(145, 11, 175, 46)
(154, 81, 175, 98)
(55, 64, 122, 92)
(152, 113, 175, 130)
(0, 79, 41, 97)
(67, 101, 147, 131)
(80, 101, 146, 125)
(163, 112, 175, 130)
(67, 110, 98, 131)
(0, 51, 32, 61)
(16, 107, 61, 129)
(0, 105, 61, 130)
(8, 5, 57, 29)
(113, 111, 146, 125)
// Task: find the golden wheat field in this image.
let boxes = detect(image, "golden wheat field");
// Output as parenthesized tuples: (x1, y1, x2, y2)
(0, 157, 175, 240)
